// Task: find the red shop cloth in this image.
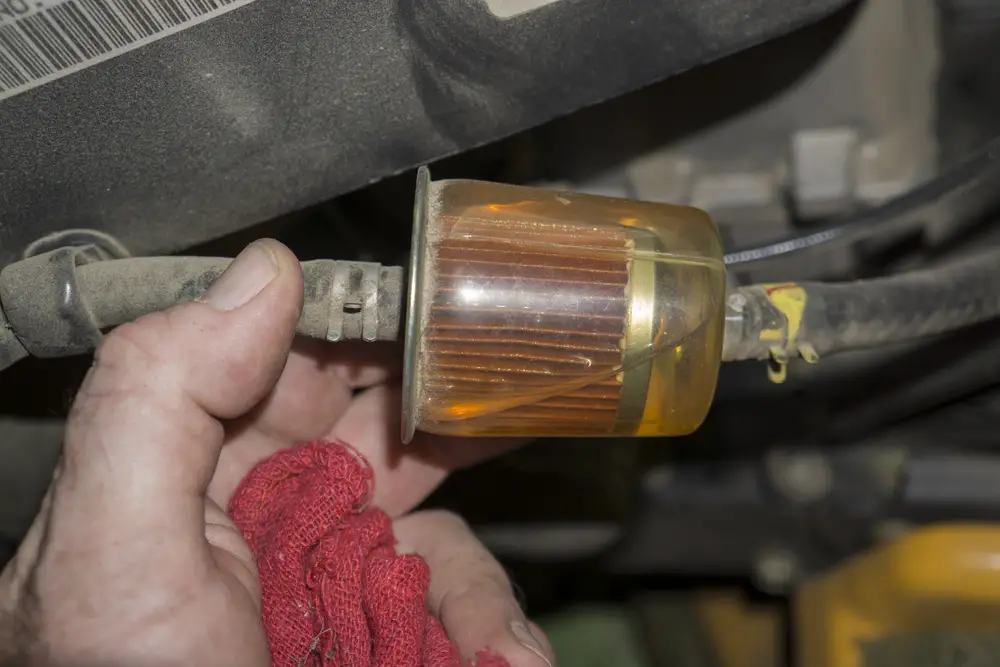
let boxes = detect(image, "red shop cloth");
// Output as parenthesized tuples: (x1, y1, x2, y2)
(228, 440, 510, 667)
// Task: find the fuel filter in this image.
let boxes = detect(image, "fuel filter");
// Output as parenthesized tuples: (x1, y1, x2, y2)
(4, 170, 994, 440)
(402, 167, 728, 442)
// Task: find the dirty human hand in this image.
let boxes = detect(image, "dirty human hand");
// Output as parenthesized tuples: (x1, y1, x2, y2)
(0, 240, 555, 667)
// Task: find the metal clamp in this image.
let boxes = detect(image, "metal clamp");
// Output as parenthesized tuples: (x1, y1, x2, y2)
(0, 246, 105, 358)
(721, 284, 821, 383)
(327, 261, 404, 343)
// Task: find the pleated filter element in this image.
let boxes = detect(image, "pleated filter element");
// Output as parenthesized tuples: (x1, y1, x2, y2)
(425, 215, 631, 435)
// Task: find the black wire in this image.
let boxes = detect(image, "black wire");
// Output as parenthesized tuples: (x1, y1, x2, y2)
(723, 134, 1000, 267)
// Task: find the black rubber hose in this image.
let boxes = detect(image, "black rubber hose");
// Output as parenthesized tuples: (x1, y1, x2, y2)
(723, 134, 1000, 267)
(724, 247, 1000, 361)
(796, 248, 1000, 355)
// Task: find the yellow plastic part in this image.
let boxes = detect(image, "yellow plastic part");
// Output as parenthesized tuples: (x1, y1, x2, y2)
(796, 524, 1000, 667)
(403, 168, 726, 441)
(696, 590, 782, 667)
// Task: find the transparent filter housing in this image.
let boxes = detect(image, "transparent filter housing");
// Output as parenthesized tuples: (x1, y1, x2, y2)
(402, 167, 727, 442)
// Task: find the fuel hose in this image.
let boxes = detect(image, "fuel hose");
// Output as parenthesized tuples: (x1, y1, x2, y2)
(0, 248, 404, 374)
(721, 246, 1000, 362)
(2, 244, 1000, 373)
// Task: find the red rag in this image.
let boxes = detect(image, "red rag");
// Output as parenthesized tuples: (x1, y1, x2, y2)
(228, 440, 511, 667)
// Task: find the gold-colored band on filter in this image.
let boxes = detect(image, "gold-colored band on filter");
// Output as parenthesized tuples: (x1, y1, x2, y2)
(616, 229, 658, 430)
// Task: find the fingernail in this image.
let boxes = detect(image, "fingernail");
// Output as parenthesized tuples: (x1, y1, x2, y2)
(202, 241, 278, 311)
(511, 620, 553, 667)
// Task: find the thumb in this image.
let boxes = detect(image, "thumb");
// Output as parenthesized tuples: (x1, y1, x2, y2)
(61, 239, 304, 514)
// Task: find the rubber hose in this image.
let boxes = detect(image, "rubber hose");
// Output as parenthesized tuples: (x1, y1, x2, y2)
(795, 248, 1000, 355)
(0, 255, 404, 373)
(73, 257, 336, 338)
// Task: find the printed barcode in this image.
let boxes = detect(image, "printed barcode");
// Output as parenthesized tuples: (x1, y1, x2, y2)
(0, 0, 256, 102)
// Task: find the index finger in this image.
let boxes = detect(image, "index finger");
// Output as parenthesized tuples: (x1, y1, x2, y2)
(208, 338, 400, 506)
(394, 511, 555, 667)
(329, 383, 529, 516)
(241, 337, 402, 443)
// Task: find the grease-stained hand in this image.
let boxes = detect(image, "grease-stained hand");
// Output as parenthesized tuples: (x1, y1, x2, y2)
(0, 240, 555, 667)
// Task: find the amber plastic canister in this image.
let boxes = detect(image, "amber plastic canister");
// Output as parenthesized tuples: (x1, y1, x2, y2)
(402, 167, 727, 442)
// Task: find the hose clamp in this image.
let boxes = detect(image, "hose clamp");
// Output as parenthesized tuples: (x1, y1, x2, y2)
(0, 246, 105, 358)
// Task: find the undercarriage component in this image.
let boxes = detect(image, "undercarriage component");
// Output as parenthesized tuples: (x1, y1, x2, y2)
(0, 0, 852, 268)
(723, 131, 1000, 270)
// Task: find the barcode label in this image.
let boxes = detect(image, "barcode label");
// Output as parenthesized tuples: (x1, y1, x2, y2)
(0, 0, 257, 103)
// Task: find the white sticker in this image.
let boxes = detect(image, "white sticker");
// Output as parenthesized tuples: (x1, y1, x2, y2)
(483, 0, 562, 19)
(0, 0, 256, 103)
